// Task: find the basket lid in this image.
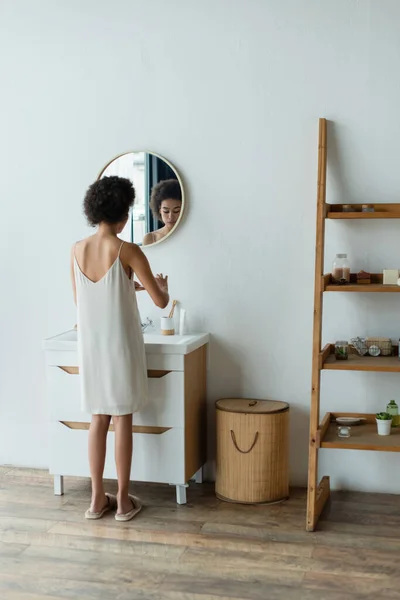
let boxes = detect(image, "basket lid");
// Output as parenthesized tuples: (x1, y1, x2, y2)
(216, 398, 289, 414)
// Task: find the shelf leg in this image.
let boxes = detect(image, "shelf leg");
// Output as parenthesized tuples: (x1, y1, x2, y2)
(307, 436, 319, 531)
(307, 117, 328, 532)
(315, 476, 330, 519)
(54, 475, 64, 496)
(308, 474, 330, 531)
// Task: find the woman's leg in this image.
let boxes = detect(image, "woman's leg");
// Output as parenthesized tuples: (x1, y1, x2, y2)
(88, 414, 111, 512)
(113, 414, 133, 514)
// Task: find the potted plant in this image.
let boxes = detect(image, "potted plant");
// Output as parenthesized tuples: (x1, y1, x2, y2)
(376, 412, 392, 436)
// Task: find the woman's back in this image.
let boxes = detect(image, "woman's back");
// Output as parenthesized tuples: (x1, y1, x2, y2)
(74, 235, 132, 284)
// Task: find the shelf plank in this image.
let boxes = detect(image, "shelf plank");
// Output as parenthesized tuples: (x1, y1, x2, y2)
(325, 283, 400, 292)
(320, 413, 400, 452)
(327, 203, 400, 219)
(323, 273, 400, 293)
(323, 346, 400, 372)
(328, 212, 400, 219)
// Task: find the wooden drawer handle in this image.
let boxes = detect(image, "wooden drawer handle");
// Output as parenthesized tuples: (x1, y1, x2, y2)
(230, 430, 259, 454)
(147, 370, 171, 378)
(58, 366, 79, 374)
(57, 367, 172, 379)
(60, 421, 170, 435)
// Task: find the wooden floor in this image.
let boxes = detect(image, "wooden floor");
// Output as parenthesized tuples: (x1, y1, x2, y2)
(0, 468, 400, 600)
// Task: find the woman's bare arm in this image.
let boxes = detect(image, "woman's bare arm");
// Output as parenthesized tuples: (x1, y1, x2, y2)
(70, 246, 77, 305)
(126, 244, 169, 308)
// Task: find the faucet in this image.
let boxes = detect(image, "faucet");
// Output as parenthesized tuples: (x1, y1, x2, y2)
(141, 317, 153, 333)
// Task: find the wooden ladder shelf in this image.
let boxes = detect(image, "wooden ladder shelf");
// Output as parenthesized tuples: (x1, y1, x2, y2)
(306, 118, 400, 531)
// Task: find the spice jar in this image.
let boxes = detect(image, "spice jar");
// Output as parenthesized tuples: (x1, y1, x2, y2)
(362, 204, 374, 213)
(335, 340, 349, 360)
(332, 254, 350, 284)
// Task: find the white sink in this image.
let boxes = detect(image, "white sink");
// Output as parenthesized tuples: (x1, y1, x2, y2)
(43, 329, 209, 355)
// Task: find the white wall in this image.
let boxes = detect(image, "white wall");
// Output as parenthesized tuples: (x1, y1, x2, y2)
(2, 0, 400, 492)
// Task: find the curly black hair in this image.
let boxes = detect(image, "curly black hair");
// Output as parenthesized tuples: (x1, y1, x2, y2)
(150, 178, 182, 219)
(83, 176, 135, 226)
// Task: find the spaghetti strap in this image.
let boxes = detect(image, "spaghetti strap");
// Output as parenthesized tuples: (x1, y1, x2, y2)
(118, 241, 125, 257)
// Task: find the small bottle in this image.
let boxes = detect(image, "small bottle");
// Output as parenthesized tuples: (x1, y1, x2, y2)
(387, 400, 399, 427)
(332, 254, 351, 285)
(179, 308, 186, 335)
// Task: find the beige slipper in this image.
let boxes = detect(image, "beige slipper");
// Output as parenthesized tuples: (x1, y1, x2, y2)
(115, 495, 142, 522)
(85, 493, 116, 520)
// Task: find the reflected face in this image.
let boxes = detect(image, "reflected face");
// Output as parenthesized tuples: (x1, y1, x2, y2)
(160, 199, 182, 229)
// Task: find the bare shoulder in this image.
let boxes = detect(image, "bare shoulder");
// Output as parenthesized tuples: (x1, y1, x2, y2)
(122, 241, 145, 263)
(70, 240, 80, 258)
(72, 237, 91, 252)
(71, 237, 94, 267)
(142, 232, 154, 246)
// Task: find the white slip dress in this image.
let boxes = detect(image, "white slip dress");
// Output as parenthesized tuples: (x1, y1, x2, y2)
(74, 241, 148, 416)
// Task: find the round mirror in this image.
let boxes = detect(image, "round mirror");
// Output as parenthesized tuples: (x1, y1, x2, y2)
(98, 152, 184, 247)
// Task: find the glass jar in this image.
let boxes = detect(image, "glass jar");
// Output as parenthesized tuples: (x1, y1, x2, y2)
(335, 340, 349, 360)
(387, 400, 399, 427)
(337, 425, 351, 438)
(332, 254, 350, 284)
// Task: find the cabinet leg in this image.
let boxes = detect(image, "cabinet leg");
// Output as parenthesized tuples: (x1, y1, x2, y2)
(194, 467, 203, 484)
(176, 484, 187, 505)
(54, 475, 64, 496)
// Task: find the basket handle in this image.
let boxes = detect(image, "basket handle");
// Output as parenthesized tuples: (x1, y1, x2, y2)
(230, 430, 259, 454)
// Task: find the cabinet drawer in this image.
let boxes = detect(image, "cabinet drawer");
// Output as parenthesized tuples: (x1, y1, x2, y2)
(146, 353, 183, 371)
(136, 371, 184, 428)
(48, 366, 184, 428)
(44, 352, 183, 371)
(45, 350, 79, 367)
(49, 422, 185, 484)
(47, 366, 90, 422)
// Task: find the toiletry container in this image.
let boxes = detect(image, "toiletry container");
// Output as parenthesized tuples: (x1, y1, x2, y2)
(161, 317, 175, 336)
(215, 398, 289, 504)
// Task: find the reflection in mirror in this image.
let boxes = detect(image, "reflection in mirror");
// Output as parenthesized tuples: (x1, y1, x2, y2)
(98, 152, 184, 247)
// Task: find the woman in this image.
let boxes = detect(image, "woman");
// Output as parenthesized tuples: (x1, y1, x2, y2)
(71, 175, 169, 521)
(142, 178, 182, 245)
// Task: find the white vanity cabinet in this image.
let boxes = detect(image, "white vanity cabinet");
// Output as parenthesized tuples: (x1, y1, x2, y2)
(43, 330, 209, 504)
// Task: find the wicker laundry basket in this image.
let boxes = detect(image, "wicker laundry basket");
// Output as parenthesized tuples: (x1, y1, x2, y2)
(215, 398, 289, 504)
